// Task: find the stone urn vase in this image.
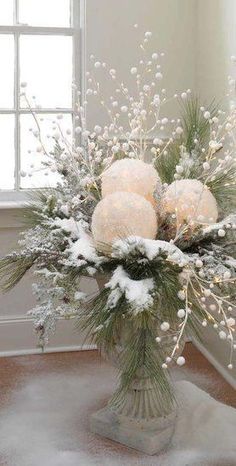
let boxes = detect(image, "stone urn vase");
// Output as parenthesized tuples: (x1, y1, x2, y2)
(90, 275, 185, 455)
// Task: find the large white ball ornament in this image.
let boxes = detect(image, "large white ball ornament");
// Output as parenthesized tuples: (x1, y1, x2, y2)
(163, 179, 218, 227)
(101, 159, 161, 207)
(91, 191, 157, 246)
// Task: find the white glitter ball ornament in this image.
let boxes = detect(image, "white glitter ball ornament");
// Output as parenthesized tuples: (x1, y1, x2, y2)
(101, 159, 161, 208)
(163, 179, 218, 227)
(91, 191, 157, 246)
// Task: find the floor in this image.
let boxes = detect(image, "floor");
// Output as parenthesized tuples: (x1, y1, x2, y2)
(0, 343, 235, 466)
(0, 343, 235, 410)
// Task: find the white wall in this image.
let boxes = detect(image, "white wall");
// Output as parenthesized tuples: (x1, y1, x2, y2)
(86, 0, 197, 127)
(196, 0, 236, 105)
(195, 0, 236, 385)
(0, 225, 35, 317)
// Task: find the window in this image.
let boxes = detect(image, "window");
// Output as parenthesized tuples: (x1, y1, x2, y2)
(0, 0, 84, 202)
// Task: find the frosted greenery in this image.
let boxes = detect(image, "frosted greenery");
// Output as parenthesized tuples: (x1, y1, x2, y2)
(1, 28, 236, 411)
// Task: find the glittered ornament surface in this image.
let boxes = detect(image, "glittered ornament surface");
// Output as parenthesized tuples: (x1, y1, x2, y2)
(101, 159, 161, 208)
(91, 191, 158, 246)
(163, 179, 218, 227)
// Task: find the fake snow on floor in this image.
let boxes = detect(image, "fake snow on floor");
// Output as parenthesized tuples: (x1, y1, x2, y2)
(0, 364, 236, 466)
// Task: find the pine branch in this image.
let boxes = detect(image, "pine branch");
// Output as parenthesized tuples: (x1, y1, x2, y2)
(21, 189, 60, 228)
(154, 142, 180, 184)
(110, 315, 175, 415)
(0, 254, 36, 292)
(206, 163, 236, 212)
(179, 96, 218, 153)
(154, 96, 219, 184)
(176, 215, 236, 252)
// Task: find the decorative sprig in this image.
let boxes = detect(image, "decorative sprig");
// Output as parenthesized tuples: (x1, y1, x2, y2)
(0, 26, 235, 412)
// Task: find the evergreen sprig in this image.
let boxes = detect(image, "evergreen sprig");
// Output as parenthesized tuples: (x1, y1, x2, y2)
(180, 96, 218, 153)
(0, 94, 235, 415)
(207, 163, 236, 212)
(154, 142, 180, 184)
(154, 97, 219, 184)
(21, 189, 60, 228)
(110, 318, 175, 416)
(0, 254, 36, 292)
(77, 287, 177, 413)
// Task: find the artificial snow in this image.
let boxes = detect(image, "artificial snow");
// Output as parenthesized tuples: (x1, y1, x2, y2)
(68, 236, 99, 265)
(225, 257, 236, 269)
(52, 217, 101, 268)
(74, 291, 86, 302)
(56, 219, 102, 266)
(53, 217, 81, 239)
(113, 236, 189, 267)
(202, 214, 236, 235)
(106, 265, 154, 312)
(0, 363, 235, 466)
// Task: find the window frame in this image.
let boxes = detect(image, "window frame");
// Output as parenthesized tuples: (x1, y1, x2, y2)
(0, 0, 86, 205)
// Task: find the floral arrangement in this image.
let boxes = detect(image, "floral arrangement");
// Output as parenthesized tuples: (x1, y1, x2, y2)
(1, 26, 236, 414)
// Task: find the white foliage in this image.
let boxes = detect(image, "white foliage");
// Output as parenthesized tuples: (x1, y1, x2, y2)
(106, 265, 154, 313)
(53, 217, 81, 239)
(113, 236, 189, 267)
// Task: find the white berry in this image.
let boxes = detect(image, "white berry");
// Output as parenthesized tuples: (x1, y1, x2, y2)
(219, 331, 227, 340)
(177, 356, 186, 366)
(195, 259, 203, 268)
(160, 322, 170, 332)
(204, 111, 211, 119)
(177, 309, 186, 318)
(218, 229, 226, 237)
(224, 270, 231, 279)
(203, 162, 210, 171)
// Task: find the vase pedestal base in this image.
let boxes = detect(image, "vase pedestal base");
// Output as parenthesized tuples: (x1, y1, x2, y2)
(90, 407, 176, 455)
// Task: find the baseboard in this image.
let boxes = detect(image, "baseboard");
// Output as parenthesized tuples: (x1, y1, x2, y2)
(193, 338, 236, 390)
(0, 314, 33, 325)
(0, 344, 97, 358)
(0, 314, 96, 357)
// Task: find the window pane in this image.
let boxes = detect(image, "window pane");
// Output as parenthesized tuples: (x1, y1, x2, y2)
(20, 113, 72, 188)
(20, 36, 73, 109)
(19, 0, 71, 27)
(0, 115, 15, 190)
(0, 35, 14, 108)
(0, 0, 13, 25)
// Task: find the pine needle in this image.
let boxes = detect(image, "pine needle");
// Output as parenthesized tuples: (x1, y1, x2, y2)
(0, 254, 36, 292)
(154, 142, 180, 184)
(179, 96, 218, 153)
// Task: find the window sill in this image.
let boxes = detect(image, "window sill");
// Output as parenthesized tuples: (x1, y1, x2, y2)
(0, 193, 30, 228)
(0, 201, 26, 210)
(0, 190, 31, 210)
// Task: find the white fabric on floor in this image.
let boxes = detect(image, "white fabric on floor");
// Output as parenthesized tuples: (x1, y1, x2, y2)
(0, 365, 235, 466)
